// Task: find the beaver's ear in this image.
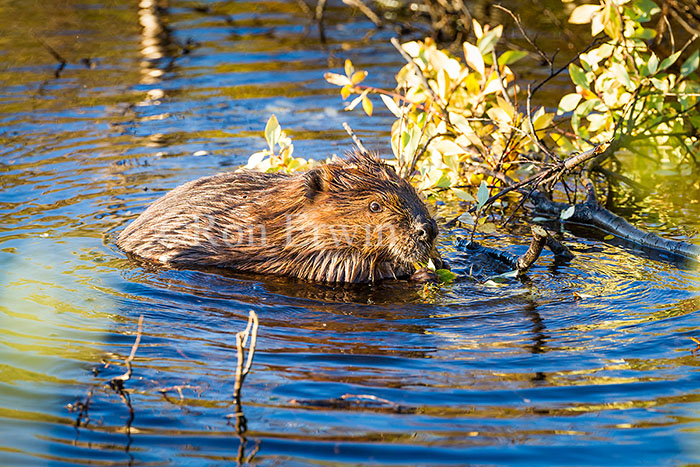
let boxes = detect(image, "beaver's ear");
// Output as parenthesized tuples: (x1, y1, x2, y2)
(304, 166, 332, 199)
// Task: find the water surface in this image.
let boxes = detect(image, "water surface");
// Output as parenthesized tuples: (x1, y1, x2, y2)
(1, 0, 700, 465)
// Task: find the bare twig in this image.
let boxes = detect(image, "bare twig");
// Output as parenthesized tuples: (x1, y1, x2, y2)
(342, 0, 383, 27)
(494, 5, 553, 70)
(315, 0, 327, 43)
(66, 389, 93, 428)
(233, 310, 259, 404)
(408, 132, 450, 180)
(112, 315, 144, 385)
(390, 37, 445, 112)
(526, 83, 556, 160)
(470, 141, 615, 214)
(669, 6, 700, 36)
(342, 122, 370, 156)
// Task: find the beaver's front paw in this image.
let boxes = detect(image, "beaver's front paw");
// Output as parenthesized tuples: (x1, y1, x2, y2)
(410, 267, 440, 283)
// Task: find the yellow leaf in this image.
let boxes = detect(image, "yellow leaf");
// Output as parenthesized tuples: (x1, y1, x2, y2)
(603, 234, 615, 240)
(351, 70, 368, 85)
(341, 85, 352, 100)
(568, 4, 601, 24)
(480, 222, 497, 233)
(432, 139, 465, 155)
(362, 96, 373, 116)
(344, 59, 354, 77)
(483, 76, 502, 95)
(496, 96, 514, 120)
(486, 107, 511, 125)
(533, 111, 554, 131)
(472, 19, 483, 39)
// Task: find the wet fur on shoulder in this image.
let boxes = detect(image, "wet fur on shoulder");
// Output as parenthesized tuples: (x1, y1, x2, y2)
(117, 151, 442, 283)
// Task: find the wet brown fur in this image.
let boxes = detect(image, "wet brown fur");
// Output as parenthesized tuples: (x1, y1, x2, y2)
(117, 151, 442, 283)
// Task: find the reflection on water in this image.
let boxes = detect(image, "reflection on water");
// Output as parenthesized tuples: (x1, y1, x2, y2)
(1, 0, 700, 465)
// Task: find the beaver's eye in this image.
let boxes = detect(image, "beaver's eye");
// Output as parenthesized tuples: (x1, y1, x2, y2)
(369, 201, 382, 213)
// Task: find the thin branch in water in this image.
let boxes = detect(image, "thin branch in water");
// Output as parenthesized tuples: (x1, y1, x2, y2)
(157, 385, 202, 402)
(342, 122, 370, 156)
(315, 0, 327, 43)
(516, 225, 549, 275)
(112, 315, 144, 387)
(33, 34, 67, 79)
(295, 0, 313, 17)
(472, 143, 606, 213)
(545, 234, 575, 260)
(66, 388, 93, 428)
(233, 310, 259, 405)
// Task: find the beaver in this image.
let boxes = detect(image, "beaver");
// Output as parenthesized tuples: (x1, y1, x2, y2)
(117, 151, 444, 283)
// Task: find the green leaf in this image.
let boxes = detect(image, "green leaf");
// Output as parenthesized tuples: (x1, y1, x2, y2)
(629, 0, 661, 22)
(486, 270, 518, 285)
(497, 50, 529, 66)
(650, 77, 667, 91)
(436, 269, 457, 284)
(458, 212, 475, 225)
(659, 50, 682, 71)
(569, 63, 590, 89)
(647, 53, 659, 76)
(575, 98, 601, 117)
(477, 25, 502, 56)
(602, 3, 622, 39)
(434, 172, 452, 189)
(560, 205, 576, 220)
(452, 187, 475, 202)
(681, 50, 699, 78)
(630, 26, 656, 40)
(264, 115, 281, 152)
(476, 180, 489, 209)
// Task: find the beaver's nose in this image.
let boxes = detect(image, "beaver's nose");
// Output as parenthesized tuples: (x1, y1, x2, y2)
(416, 217, 438, 242)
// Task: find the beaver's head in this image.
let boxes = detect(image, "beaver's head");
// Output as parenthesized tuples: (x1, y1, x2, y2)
(293, 151, 439, 278)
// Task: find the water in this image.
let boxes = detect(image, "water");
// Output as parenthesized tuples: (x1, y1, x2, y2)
(1, 0, 700, 465)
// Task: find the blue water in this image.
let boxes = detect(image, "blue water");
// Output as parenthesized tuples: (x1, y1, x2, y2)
(1, 0, 700, 465)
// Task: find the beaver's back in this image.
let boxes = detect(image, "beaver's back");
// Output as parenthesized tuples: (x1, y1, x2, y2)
(117, 170, 296, 266)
